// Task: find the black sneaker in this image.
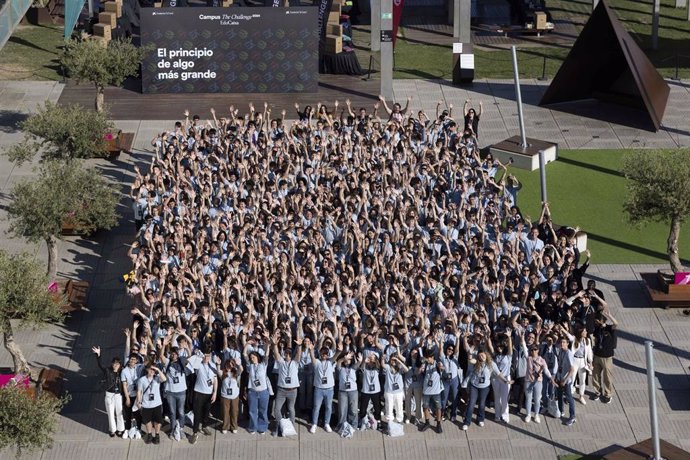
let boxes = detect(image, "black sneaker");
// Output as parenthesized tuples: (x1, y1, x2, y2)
(592, 394, 600, 402)
(190, 433, 198, 445)
(201, 427, 212, 436)
(565, 417, 577, 427)
(436, 422, 443, 434)
(153, 434, 160, 445)
(601, 396, 612, 404)
(144, 433, 152, 444)
(420, 421, 430, 432)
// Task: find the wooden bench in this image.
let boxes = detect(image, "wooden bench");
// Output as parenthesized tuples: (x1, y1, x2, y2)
(37, 368, 64, 399)
(50, 279, 89, 313)
(104, 131, 135, 161)
(641, 272, 690, 308)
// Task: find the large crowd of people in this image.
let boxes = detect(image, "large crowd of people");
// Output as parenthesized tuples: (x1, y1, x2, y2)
(94, 95, 618, 444)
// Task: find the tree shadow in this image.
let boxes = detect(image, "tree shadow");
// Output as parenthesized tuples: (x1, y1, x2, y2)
(0, 110, 29, 134)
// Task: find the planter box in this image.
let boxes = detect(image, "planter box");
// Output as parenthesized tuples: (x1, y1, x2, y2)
(24, 7, 53, 26)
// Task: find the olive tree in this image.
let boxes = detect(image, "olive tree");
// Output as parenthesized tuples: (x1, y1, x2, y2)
(4, 101, 112, 165)
(0, 383, 68, 458)
(622, 149, 690, 273)
(61, 37, 151, 112)
(0, 250, 63, 376)
(7, 161, 119, 280)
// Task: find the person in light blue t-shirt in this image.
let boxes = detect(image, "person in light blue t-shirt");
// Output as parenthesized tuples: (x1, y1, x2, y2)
(462, 351, 512, 431)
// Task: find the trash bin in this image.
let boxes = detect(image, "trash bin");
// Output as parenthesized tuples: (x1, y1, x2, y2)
(452, 42, 474, 84)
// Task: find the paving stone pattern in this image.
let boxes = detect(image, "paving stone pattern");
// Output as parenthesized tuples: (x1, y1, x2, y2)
(0, 81, 689, 459)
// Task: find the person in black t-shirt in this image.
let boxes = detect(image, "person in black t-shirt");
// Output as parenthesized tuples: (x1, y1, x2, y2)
(591, 311, 618, 404)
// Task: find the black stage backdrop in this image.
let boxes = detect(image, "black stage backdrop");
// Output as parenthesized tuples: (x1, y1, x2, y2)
(141, 7, 319, 93)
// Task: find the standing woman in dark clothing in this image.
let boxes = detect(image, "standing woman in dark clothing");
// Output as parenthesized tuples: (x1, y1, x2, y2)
(93, 346, 125, 437)
(463, 99, 483, 138)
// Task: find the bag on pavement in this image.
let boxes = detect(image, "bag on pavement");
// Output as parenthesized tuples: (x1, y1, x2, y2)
(279, 418, 297, 437)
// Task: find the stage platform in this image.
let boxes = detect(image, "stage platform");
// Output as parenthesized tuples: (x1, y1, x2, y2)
(58, 74, 380, 120)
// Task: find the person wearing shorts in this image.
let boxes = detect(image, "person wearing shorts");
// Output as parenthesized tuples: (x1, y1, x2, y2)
(419, 349, 444, 433)
(135, 364, 167, 445)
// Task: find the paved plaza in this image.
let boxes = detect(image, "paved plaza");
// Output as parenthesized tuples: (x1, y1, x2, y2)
(0, 81, 689, 459)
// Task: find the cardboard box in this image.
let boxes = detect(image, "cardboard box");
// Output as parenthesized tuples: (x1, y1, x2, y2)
(222, 0, 233, 5)
(99, 11, 117, 28)
(327, 10, 339, 24)
(326, 23, 342, 36)
(104, 1, 122, 17)
(330, 2, 341, 13)
(89, 35, 109, 47)
(154, 1, 162, 6)
(535, 11, 547, 30)
(326, 34, 342, 54)
(93, 23, 111, 40)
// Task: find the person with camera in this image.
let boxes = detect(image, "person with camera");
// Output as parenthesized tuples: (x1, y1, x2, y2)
(189, 350, 219, 444)
(134, 363, 167, 445)
(92, 346, 125, 438)
(591, 308, 618, 404)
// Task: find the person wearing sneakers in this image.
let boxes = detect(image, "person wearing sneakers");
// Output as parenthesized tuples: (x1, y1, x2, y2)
(336, 350, 362, 430)
(359, 354, 383, 429)
(555, 337, 576, 426)
(159, 346, 188, 442)
(568, 327, 593, 406)
(419, 348, 445, 433)
(134, 364, 167, 445)
(492, 335, 513, 424)
(244, 347, 270, 435)
(524, 345, 553, 424)
(121, 353, 144, 438)
(219, 360, 241, 434)
(404, 347, 424, 425)
(190, 351, 219, 444)
(272, 335, 301, 435)
(462, 351, 512, 431)
(439, 338, 462, 423)
(92, 346, 125, 438)
(310, 344, 336, 433)
(382, 352, 409, 426)
(591, 309, 618, 404)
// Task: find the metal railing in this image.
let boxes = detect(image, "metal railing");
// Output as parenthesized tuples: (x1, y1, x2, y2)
(0, 0, 33, 51)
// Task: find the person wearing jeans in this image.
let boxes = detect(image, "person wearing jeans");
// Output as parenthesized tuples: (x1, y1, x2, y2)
(310, 345, 336, 433)
(336, 351, 361, 429)
(462, 352, 511, 431)
(245, 345, 270, 434)
(190, 352, 218, 444)
(524, 345, 553, 423)
(439, 341, 462, 422)
(492, 338, 513, 423)
(159, 347, 187, 441)
(272, 337, 301, 434)
(555, 337, 576, 426)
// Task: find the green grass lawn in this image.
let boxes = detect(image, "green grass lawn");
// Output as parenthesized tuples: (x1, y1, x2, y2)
(507, 149, 690, 265)
(0, 24, 64, 81)
(390, 0, 690, 80)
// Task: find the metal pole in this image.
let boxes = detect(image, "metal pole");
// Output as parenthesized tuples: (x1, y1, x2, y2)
(645, 341, 662, 460)
(538, 150, 547, 203)
(537, 56, 547, 81)
(380, 0, 393, 99)
(511, 46, 528, 148)
(652, 0, 660, 50)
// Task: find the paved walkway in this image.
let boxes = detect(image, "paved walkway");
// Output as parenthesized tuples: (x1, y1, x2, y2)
(0, 81, 689, 459)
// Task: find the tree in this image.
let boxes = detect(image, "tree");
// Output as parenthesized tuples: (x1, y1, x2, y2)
(7, 161, 120, 280)
(0, 383, 68, 458)
(0, 250, 63, 376)
(4, 101, 113, 165)
(61, 37, 151, 112)
(622, 149, 690, 273)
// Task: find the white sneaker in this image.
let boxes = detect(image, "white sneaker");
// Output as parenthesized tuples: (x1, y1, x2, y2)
(309, 424, 317, 434)
(524, 414, 531, 423)
(221, 430, 227, 434)
(534, 415, 541, 424)
(232, 430, 238, 434)
(478, 422, 485, 427)
(174, 424, 181, 442)
(579, 396, 587, 405)
(122, 429, 129, 440)
(324, 424, 332, 433)
(462, 424, 468, 431)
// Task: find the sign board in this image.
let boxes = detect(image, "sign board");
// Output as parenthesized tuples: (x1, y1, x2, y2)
(141, 7, 319, 93)
(380, 30, 393, 42)
(381, 12, 392, 19)
(460, 54, 474, 69)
